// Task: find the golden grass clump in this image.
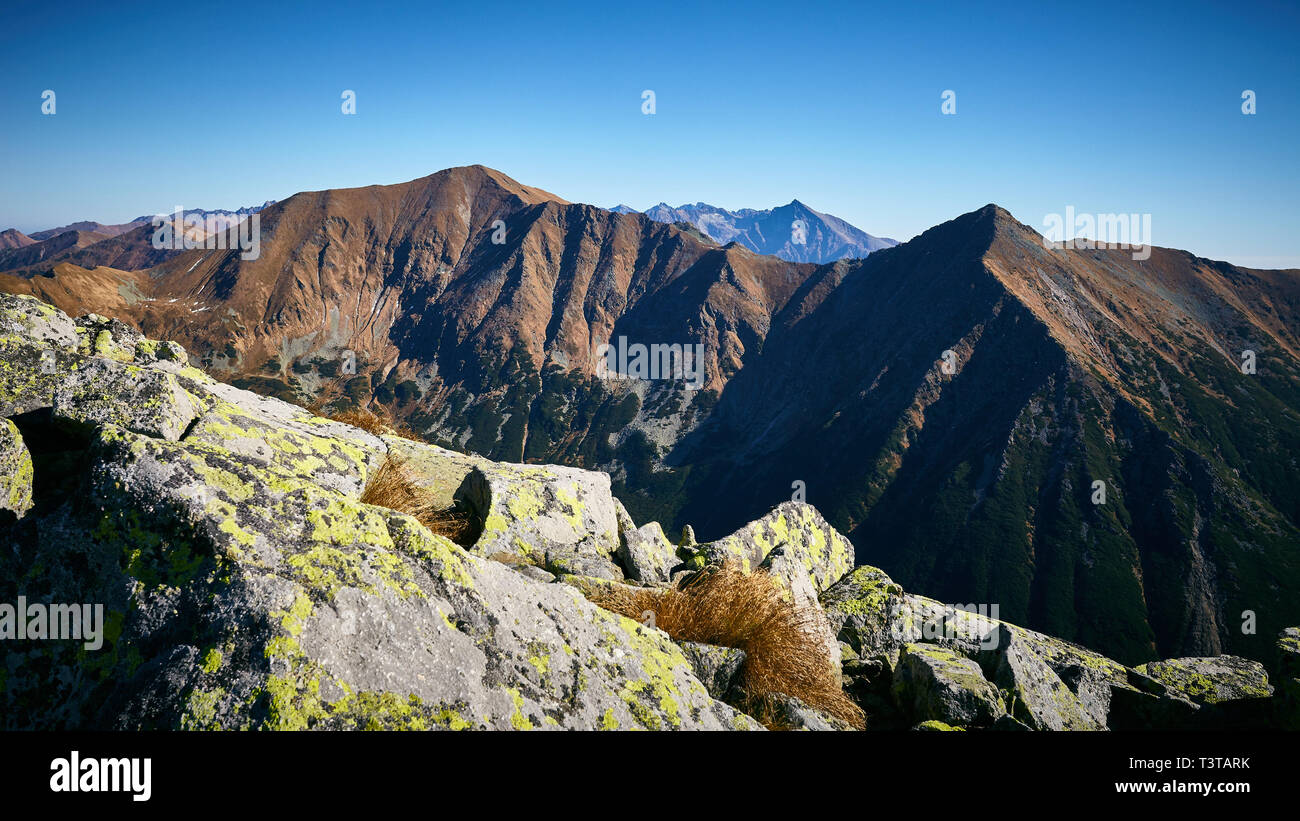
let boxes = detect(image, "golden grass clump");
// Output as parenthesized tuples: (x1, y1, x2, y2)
(359, 455, 479, 546)
(585, 562, 865, 729)
(323, 405, 422, 441)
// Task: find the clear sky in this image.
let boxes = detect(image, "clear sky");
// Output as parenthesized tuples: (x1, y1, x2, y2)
(1, 0, 1297, 266)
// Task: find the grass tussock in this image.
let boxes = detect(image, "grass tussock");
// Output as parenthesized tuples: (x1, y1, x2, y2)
(585, 562, 865, 729)
(359, 455, 479, 546)
(311, 401, 423, 442)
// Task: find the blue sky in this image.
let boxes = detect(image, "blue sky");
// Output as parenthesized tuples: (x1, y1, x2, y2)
(1, 0, 1297, 266)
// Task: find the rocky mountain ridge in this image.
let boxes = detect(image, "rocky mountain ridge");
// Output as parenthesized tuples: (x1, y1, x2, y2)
(0, 203, 276, 276)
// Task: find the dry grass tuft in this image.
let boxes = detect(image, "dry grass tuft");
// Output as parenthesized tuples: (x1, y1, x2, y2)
(360, 455, 479, 546)
(327, 406, 389, 435)
(306, 398, 423, 442)
(585, 562, 864, 729)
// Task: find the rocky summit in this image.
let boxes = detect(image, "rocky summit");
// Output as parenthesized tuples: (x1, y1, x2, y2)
(2, 292, 1296, 731)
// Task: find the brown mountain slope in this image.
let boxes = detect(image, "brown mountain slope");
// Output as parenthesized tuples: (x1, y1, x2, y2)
(985, 218, 1300, 399)
(0, 229, 35, 250)
(0, 262, 154, 317)
(0, 229, 115, 273)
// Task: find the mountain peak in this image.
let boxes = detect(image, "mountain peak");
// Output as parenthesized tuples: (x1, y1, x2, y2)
(409, 165, 569, 206)
(0, 228, 35, 250)
(639, 199, 895, 263)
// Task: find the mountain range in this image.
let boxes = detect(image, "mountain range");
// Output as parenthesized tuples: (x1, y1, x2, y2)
(0, 203, 275, 276)
(611, 200, 896, 263)
(2, 164, 1296, 666)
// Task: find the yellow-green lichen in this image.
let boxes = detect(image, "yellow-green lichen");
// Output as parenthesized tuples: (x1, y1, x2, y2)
(507, 688, 534, 730)
(201, 648, 224, 674)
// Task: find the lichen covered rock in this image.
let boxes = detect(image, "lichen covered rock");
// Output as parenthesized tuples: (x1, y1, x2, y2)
(912, 719, 964, 731)
(977, 625, 1099, 731)
(821, 564, 906, 655)
(676, 641, 746, 701)
(0, 293, 1289, 733)
(458, 461, 623, 580)
(53, 358, 201, 441)
(1133, 656, 1273, 705)
(613, 499, 679, 584)
(0, 418, 34, 517)
(891, 643, 1006, 727)
(1, 295, 88, 417)
(682, 501, 853, 593)
(0, 294, 757, 731)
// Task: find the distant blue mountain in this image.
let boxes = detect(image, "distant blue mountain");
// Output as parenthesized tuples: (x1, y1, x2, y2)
(614, 200, 896, 263)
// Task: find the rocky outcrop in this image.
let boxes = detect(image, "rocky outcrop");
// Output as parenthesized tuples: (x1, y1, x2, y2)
(613, 499, 678, 584)
(679, 501, 853, 593)
(820, 560, 1287, 731)
(458, 461, 623, 580)
(892, 644, 1006, 727)
(0, 293, 1292, 732)
(0, 294, 757, 731)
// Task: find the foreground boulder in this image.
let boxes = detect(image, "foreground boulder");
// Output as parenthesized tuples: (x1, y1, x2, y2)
(0, 294, 758, 731)
(457, 461, 624, 581)
(613, 500, 678, 584)
(821, 565, 905, 656)
(976, 625, 1098, 731)
(676, 641, 746, 701)
(892, 643, 1006, 727)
